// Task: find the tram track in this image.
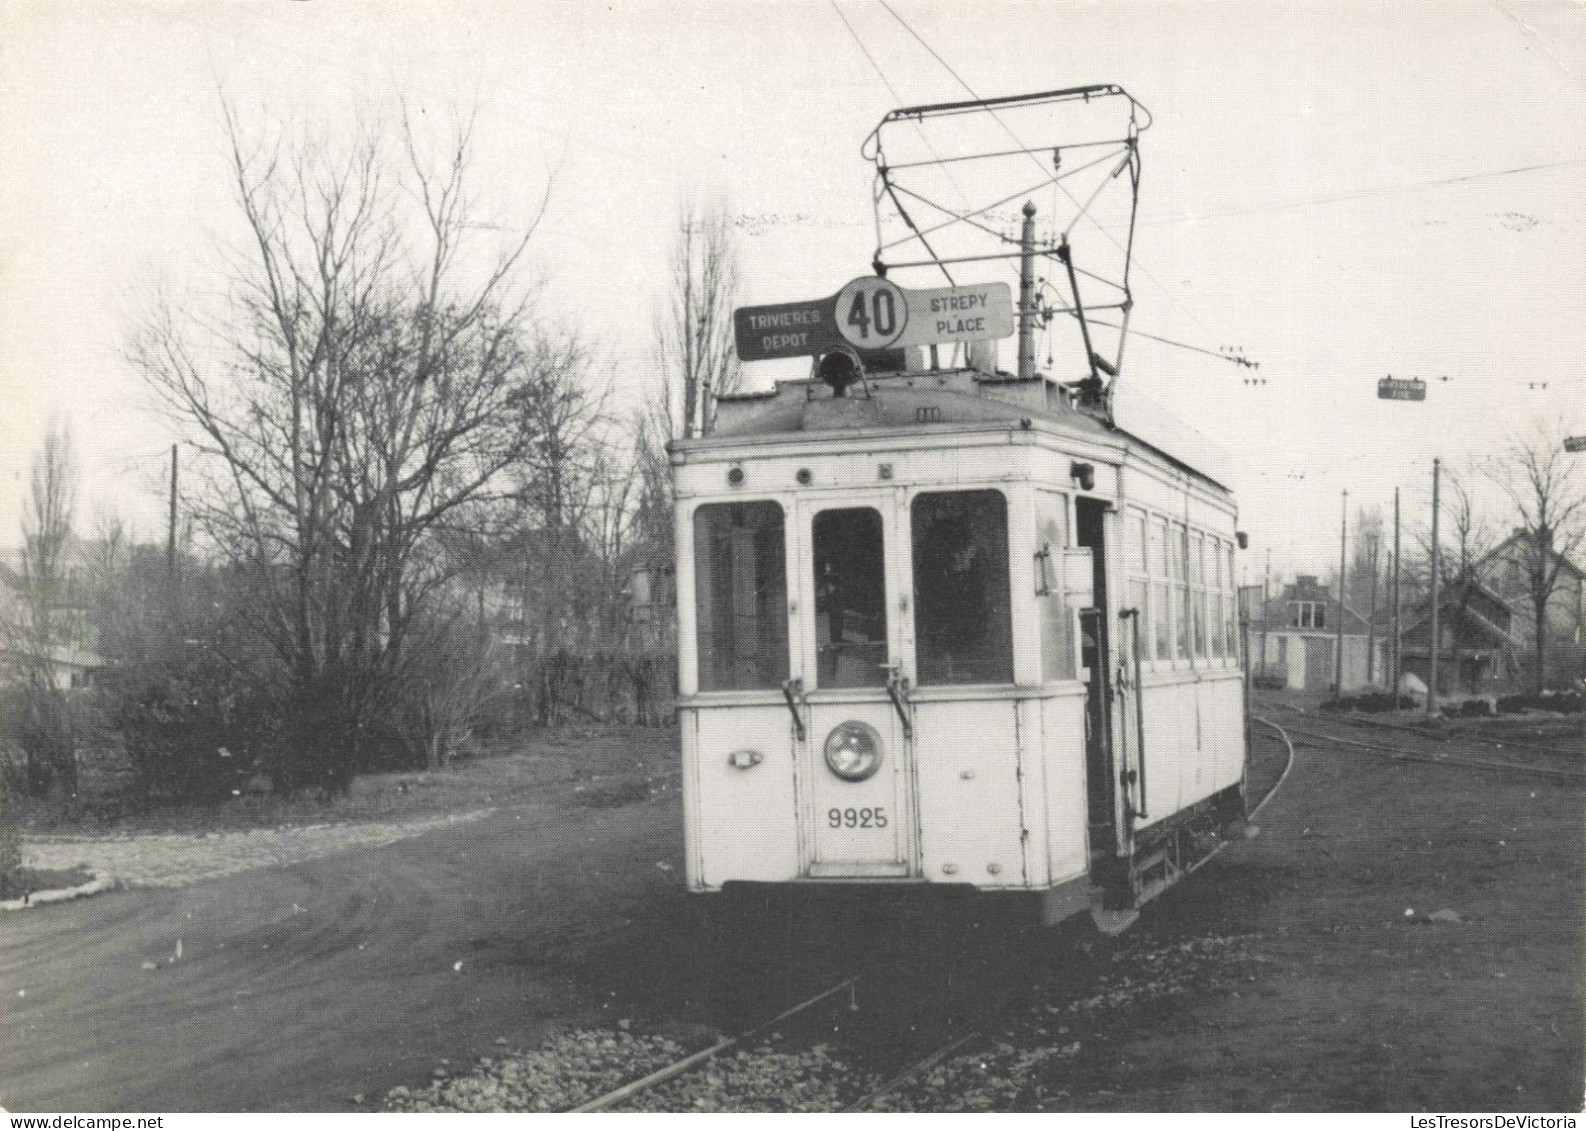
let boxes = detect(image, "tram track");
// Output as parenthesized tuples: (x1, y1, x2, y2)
(570, 717, 1298, 1114)
(1264, 702, 1584, 781)
(1262, 697, 1580, 758)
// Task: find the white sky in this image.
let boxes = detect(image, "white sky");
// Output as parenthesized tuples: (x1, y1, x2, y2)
(2, 0, 1584, 584)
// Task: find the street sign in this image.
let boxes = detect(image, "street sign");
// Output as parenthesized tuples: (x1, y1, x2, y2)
(1565, 435, 1586, 453)
(1377, 377, 1426, 402)
(735, 278, 1015, 361)
(733, 298, 837, 362)
(898, 282, 1014, 348)
(835, 276, 908, 351)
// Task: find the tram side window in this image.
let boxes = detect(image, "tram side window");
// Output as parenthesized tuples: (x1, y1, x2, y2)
(1190, 531, 1208, 659)
(1226, 545, 1240, 660)
(693, 502, 788, 692)
(1124, 507, 1151, 662)
(813, 507, 889, 688)
(1150, 517, 1171, 661)
(913, 490, 1014, 685)
(1035, 491, 1074, 681)
(1171, 522, 1190, 661)
(1209, 536, 1224, 659)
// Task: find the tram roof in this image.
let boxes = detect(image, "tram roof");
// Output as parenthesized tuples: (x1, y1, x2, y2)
(692, 368, 1235, 492)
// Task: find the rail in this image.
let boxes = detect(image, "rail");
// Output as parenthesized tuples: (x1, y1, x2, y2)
(567, 976, 861, 1112)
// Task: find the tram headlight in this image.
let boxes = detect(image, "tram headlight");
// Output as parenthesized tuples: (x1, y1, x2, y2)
(824, 721, 883, 782)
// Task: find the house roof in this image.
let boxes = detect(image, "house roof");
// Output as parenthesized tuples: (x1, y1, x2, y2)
(1402, 579, 1516, 649)
(1257, 576, 1374, 635)
(1479, 529, 1586, 581)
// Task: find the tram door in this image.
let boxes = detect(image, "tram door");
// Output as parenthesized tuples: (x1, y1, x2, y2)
(1076, 499, 1128, 864)
(793, 493, 917, 878)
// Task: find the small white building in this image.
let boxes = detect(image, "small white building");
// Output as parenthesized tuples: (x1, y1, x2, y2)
(1251, 575, 1384, 693)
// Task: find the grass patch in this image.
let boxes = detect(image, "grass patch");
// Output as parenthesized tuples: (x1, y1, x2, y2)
(16, 724, 681, 836)
(1, 865, 95, 901)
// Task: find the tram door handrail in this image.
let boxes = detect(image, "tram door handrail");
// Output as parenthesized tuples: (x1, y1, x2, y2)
(781, 678, 807, 742)
(882, 662, 913, 740)
(1119, 608, 1148, 820)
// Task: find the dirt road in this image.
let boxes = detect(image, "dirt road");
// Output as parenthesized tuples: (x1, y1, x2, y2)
(0, 797, 692, 1112)
(3, 711, 1581, 1112)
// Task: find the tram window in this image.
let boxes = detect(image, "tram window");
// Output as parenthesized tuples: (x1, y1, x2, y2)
(1191, 531, 1207, 659)
(1226, 545, 1240, 659)
(1035, 491, 1074, 681)
(1125, 508, 1150, 660)
(1209, 537, 1224, 658)
(693, 502, 789, 692)
(813, 507, 889, 688)
(913, 490, 1014, 685)
(1150, 517, 1171, 661)
(1171, 523, 1190, 661)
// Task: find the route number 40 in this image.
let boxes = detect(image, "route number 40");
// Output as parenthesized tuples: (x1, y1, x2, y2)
(836, 276, 908, 350)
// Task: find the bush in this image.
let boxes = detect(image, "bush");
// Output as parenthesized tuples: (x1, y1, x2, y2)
(1323, 691, 1417, 713)
(1442, 698, 1496, 718)
(0, 762, 21, 889)
(1252, 672, 1287, 691)
(1496, 690, 1584, 715)
(112, 648, 275, 802)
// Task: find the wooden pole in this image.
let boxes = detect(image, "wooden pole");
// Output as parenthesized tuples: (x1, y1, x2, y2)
(167, 443, 178, 581)
(1428, 458, 1441, 717)
(1261, 547, 1270, 681)
(1392, 487, 1401, 694)
(1335, 489, 1347, 696)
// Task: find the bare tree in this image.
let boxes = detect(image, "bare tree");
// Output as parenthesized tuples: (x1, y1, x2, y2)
(1487, 424, 1586, 694)
(1348, 507, 1384, 682)
(0, 420, 80, 797)
(130, 105, 550, 791)
(653, 201, 742, 440)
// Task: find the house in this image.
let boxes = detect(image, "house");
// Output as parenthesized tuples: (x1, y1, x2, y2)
(1399, 578, 1516, 695)
(1250, 574, 1385, 692)
(0, 540, 104, 695)
(1478, 529, 1586, 690)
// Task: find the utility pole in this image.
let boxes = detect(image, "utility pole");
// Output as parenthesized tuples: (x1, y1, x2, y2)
(1428, 458, 1441, 717)
(1017, 200, 1038, 382)
(167, 443, 179, 582)
(1392, 487, 1402, 694)
(1261, 547, 1271, 681)
(1335, 489, 1348, 697)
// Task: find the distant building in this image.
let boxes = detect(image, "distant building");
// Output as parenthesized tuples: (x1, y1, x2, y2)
(1477, 529, 1586, 690)
(1249, 574, 1384, 692)
(1399, 578, 1516, 695)
(0, 539, 104, 695)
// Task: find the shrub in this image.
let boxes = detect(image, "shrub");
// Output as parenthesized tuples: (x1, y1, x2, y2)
(111, 647, 275, 802)
(1323, 690, 1417, 713)
(1496, 690, 1584, 715)
(0, 765, 21, 889)
(1252, 673, 1287, 691)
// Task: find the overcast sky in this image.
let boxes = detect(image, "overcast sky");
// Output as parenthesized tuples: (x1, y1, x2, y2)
(2, 1, 1583, 584)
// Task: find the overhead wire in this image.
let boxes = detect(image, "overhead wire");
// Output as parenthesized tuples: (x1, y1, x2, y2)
(875, 0, 1223, 345)
(830, 1, 974, 287)
(1133, 156, 1586, 229)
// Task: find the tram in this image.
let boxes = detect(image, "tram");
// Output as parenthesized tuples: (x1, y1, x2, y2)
(672, 87, 1249, 933)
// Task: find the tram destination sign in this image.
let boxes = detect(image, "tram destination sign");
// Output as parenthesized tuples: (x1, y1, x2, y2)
(734, 278, 1014, 362)
(1377, 376, 1426, 402)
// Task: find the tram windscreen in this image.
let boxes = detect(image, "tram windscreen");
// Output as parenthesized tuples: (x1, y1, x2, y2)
(912, 490, 1013, 685)
(693, 502, 788, 691)
(813, 507, 888, 688)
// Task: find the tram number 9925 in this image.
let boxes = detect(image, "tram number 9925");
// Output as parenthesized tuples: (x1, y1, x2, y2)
(828, 807, 888, 829)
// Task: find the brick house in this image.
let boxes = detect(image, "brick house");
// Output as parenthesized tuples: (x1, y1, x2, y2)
(1478, 529, 1586, 690)
(1250, 574, 1385, 692)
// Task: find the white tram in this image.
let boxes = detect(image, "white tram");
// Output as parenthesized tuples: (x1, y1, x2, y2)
(674, 86, 1248, 933)
(673, 358, 1248, 931)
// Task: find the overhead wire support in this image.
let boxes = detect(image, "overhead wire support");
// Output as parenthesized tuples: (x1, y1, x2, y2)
(869, 3, 1226, 346)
